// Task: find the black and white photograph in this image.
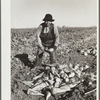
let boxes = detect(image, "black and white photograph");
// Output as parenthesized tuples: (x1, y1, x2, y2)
(11, 0, 98, 100)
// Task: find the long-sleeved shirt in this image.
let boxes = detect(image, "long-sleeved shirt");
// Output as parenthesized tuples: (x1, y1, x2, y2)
(36, 23, 59, 48)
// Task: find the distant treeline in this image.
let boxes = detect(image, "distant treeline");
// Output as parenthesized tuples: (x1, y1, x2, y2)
(11, 26, 97, 34)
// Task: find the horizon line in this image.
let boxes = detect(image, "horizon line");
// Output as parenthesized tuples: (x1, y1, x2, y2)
(11, 25, 97, 29)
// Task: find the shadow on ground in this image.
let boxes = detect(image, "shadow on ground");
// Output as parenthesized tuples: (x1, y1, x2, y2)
(15, 53, 35, 69)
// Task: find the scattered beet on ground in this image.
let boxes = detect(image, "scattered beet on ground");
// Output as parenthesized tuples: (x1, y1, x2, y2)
(11, 26, 97, 100)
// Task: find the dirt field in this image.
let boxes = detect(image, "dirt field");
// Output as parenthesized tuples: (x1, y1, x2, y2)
(11, 26, 97, 100)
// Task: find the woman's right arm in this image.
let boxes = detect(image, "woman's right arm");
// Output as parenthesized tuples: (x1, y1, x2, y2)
(36, 25, 44, 51)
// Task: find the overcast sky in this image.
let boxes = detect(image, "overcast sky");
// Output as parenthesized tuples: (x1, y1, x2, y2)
(11, 0, 97, 28)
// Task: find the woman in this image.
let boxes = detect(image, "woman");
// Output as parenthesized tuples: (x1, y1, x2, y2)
(36, 14, 59, 66)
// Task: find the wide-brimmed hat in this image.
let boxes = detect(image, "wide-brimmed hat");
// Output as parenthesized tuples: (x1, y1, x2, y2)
(43, 14, 55, 21)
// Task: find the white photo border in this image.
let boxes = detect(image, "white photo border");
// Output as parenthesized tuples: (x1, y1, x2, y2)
(1, 0, 99, 100)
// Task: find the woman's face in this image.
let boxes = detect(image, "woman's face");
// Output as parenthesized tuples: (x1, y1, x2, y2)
(45, 21, 52, 26)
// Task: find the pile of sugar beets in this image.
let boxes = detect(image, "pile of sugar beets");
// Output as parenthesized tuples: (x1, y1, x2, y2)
(12, 45, 97, 100)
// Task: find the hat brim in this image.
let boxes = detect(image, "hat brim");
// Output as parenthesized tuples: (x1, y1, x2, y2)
(43, 18, 55, 22)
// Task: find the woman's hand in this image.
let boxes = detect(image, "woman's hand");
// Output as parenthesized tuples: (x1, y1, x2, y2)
(41, 46, 44, 51)
(38, 44, 44, 51)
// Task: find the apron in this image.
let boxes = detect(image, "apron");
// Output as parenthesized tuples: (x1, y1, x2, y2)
(40, 23, 55, 48)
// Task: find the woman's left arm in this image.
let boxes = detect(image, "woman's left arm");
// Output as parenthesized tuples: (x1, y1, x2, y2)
(54, 25, 59, 48)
